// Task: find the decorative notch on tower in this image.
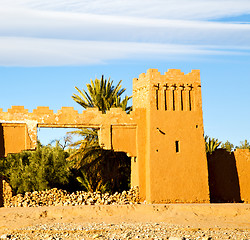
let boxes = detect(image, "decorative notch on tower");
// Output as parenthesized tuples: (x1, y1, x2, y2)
(161, 83, 195, 112)
(171, 84, 177, 111)
(187, 84, 193, 111)
(179, 84, 185, 111)
(153, 84, 160, 110)
(163, 84, 168, 111)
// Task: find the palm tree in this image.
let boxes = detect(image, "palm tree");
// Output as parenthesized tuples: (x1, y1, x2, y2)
(205, 135, 222, 155)
(72, 75, 132, 113)
(69, 76, 131, 193)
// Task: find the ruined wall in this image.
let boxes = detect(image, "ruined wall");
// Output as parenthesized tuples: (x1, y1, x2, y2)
(0, 123, 32, 157)
(0, 106, 139, 157)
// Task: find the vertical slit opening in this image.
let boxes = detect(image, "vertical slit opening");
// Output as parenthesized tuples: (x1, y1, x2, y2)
(172, 90, 175, 111)
(189, 90, 192, 111)
(164, 89, 167, 111)
(180, 90, 183, 111)
(175, 141, 180, 153)
(156, 88, 159, 110)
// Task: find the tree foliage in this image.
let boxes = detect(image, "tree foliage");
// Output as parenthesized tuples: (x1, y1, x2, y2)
(205, 135, 222, 154)
(221, 140, 234, 152)
(236, 140, 250, 150)
(72, 75, 132, 113)
(0, 142, 72, 194)
(70, 75, 131, 193)
(67, 128, 130, 193)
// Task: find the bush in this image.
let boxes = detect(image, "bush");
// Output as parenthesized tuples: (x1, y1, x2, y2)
(0, 142, 73, 194)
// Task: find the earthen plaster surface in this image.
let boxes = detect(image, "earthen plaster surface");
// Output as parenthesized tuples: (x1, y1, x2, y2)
(0, 69, 249, 204)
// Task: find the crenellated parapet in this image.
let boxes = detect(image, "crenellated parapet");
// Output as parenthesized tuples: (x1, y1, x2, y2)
(0, 106, 139, 156)
(133, 69, 202, 111)
(0, 106, 136, 126)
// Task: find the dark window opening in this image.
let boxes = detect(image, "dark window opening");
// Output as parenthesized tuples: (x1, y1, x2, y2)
(164, 89, 167, 110)
(175, 141, 180, 153)
(172, 90, 175, 111)
(180, 90, 183, 111)
(156, 89, 159, 110)
(155, 84, 159, 110)
(189, 90, 192, 111)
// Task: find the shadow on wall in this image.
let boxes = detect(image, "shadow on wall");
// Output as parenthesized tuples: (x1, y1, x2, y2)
(0, 124, 5, 158)
(207, 149, 241, 203)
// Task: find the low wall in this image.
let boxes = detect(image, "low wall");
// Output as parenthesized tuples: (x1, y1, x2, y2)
(207, 149, 250, 203)
(234, 149, 250, 203)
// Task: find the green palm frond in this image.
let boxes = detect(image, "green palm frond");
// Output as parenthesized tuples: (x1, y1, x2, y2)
(205, 135, 222, 154)
(72, 75, 131, 113)
(76, 170, 93, 192)
(69, 75, 132, 193)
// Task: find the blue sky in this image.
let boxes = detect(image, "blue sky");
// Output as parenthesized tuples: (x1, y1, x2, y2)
(0, 0, 249, 146)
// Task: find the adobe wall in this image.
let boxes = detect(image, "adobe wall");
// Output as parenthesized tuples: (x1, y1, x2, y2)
(0, 68, 211, 203)
(234, 149, 250, 203)
(207, 149, 241, 203)
(132, 69, 210, 203)
(0, 123, 32, 157)
(207, 149, 250, 203)
(4, 69, 248, 204)
(0, 106, 139, 157)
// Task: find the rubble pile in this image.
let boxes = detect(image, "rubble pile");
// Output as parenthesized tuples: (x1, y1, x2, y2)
(4, 187, 140, 207)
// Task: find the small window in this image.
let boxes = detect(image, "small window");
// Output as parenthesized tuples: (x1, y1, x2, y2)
(172, 90, 175, 111)
(175, 141, 180, 153)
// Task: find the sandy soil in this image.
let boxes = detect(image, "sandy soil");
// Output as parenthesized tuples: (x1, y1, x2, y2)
(0, 204, 249, 238)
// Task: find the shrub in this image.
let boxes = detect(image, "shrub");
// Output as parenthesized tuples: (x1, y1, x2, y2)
(0, 142, 73, 194)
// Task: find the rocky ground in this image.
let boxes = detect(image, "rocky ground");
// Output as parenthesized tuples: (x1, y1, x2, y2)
(4, 187, 140, 208)
(0, 203, 249, 239)
(1, 222, 249, 239)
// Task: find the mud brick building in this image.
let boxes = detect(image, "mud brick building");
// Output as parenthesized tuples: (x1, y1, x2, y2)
(0, 69, 249, 203)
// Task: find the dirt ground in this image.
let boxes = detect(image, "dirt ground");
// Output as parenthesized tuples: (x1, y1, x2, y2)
(0, 203, 249, 231)
(0, 203, 249, 238)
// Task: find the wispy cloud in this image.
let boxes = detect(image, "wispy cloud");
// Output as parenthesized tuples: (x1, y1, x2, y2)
(0, 0, 249, 66)
(1, 0, 250, 20)
(0, 37, 248, 66)
(1, 8, 250, 45)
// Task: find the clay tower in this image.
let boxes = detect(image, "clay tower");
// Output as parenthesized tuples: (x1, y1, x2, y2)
(132, 69, 210, 203)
